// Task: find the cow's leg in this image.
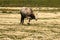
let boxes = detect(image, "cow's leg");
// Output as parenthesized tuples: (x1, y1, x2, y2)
(27, 18, 31, 25)
(20, 12, 26, 24)
(20, 16, 24, 24)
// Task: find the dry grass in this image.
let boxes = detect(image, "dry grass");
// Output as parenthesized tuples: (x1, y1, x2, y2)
(0, 12, 60, 40)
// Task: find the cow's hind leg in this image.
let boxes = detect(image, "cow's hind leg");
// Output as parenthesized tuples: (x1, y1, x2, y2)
(20, 16, 24, 24)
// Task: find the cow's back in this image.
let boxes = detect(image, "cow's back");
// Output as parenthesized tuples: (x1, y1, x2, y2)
(20, 7, 33, 15)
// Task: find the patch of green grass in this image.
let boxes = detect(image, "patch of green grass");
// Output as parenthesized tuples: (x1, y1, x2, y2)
(0, 0, 60, 7)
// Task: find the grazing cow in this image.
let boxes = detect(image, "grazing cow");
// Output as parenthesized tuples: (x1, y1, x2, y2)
(20, 7, 37, 24)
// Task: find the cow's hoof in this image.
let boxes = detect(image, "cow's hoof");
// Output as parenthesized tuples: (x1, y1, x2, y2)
(27, 23, 30, 25)
(20, 23, 24, 25)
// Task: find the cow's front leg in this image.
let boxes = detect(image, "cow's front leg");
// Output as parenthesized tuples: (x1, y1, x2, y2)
(27, 18, 31, 25)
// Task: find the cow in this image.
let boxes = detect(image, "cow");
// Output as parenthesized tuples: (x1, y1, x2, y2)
(20, 7, 37, 24)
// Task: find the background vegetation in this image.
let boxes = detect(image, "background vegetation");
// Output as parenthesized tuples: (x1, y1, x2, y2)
(0, 0, 60, 7)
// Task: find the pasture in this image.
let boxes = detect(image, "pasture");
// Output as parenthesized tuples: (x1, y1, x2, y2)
(0, 10, 60, 40)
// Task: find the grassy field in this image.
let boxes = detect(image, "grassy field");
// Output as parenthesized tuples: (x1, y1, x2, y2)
(0, 0, 60, 7)
(0, 11, 60, 40)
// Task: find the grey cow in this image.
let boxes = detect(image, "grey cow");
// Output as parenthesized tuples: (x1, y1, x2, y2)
(20, 7, 37, 24)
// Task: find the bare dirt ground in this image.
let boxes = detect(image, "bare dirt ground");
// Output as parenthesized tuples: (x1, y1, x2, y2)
(0, 12, 60, 40)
